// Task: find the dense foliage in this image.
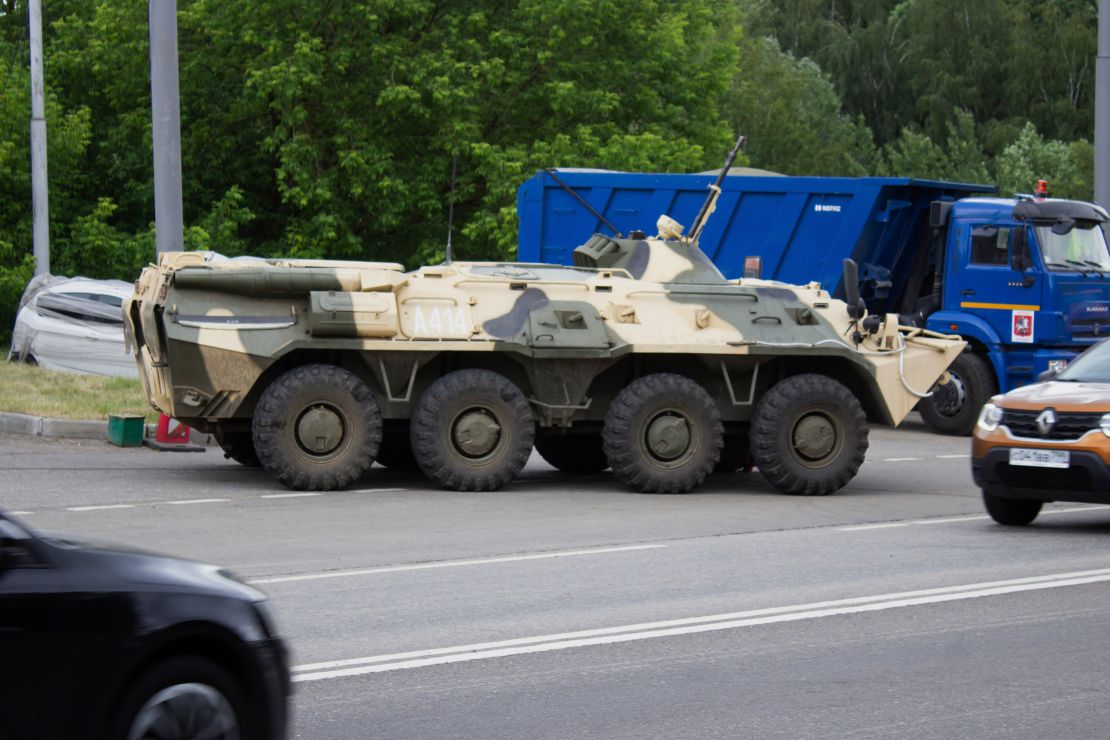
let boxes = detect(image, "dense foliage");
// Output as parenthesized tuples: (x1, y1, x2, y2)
(0, 0, 1100, 340)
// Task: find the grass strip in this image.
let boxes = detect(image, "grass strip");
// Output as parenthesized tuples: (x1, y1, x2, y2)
(0, 348, 153, 421)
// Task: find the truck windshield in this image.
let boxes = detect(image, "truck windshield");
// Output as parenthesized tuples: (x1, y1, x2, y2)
(1034, 222, 1110, 271)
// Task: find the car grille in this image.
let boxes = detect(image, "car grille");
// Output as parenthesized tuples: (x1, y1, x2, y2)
(995, 464, 1094, 492)
(1001, 409, 1103, 441)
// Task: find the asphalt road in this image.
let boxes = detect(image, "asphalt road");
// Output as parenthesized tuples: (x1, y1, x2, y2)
(4, 416, 1109, 739)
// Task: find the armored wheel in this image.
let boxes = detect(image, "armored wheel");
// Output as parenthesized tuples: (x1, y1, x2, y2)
(713, 433, 753, 474)
(252, 363, 382, 491)
(603, 373, 722, 493)
(410, 369, 535, 491)
(919, 352, 995, 436)
(751, 373, 868, 495)
(982, 491, 1042, 526)
(375, 422, 421, 472)
(535, 432, 609, 474)
(214, 428, 261, 468)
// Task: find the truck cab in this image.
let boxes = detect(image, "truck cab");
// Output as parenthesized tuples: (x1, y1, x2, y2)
(923, 194, 1110, 431)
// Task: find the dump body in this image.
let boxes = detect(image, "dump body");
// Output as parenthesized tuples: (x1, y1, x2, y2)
(518, 170, 1110, 434)
(125, 232, 965, 494)
(517, 171, 992, 307)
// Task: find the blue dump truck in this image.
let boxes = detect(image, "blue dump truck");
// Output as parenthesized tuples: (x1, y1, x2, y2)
(517, 170, 1110, 435)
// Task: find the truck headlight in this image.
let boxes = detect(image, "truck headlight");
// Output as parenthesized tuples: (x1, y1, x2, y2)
(1102, 414, 1110, 438)
(977, 403, 1004, 432)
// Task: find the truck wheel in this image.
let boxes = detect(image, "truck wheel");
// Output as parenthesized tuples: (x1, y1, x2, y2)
(919, 352, 995, 436)
(214, 429, 261, 468)
(982, 491, 1042, 526)
(375, 423, 421, 473)
(535, 433, 609, 474)
(714, 433, 752, 474)
(410, 369, 534, 491)
(252, 364, 382, 491)
(751, 374, 868, 495)
(603, 373, 722, 493)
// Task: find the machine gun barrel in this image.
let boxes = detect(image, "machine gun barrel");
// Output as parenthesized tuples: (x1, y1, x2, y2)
(688, 133, 746, 243)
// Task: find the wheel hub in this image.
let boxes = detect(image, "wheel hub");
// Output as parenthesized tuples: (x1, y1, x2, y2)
(128, 682, 238, 740)
(646, 414, 691, 461)
(453, 410, 501, 457)
(793, 413, 835, 461)
(932, 371, 967, 416)
(296, 405, 344, 455)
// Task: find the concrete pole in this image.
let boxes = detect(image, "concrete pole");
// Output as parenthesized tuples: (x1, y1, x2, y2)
(1096, 0, 1110, 210)
(149, 0, 184, 257)
(29, 0, 49, 276)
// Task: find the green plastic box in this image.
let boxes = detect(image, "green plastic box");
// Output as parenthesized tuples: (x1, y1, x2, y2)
(107, 414, 145, 447)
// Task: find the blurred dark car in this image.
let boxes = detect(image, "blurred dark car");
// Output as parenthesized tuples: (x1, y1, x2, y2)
(0, 511, 289, 739)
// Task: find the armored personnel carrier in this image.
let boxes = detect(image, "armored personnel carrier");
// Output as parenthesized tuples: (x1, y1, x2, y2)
(123, 215, 965, 495)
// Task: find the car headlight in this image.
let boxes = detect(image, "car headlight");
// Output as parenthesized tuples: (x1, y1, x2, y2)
(977, 403, 1004, 432)
(1101, 413, 1110, 438)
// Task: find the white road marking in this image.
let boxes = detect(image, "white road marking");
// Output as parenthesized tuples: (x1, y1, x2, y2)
(67, 504, 136, 512)
(356, 488, 407, 494)
(260, 493, 324, 499)
(842, 505, 1108, 531)
(936, 454, 970, 459)
(912, 515, 989, 525)
(882, 457, 922, 462)
(838, 522, 910, 531)
(251, 544, 667, 585)
(291, 568, 1110, 681)
(8, 511, 34, 516)
(1039, 505, 1106, 516)
(166, 498, 230, 505)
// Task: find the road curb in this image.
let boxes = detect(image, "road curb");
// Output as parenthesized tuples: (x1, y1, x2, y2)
(0, 411, 216, 445)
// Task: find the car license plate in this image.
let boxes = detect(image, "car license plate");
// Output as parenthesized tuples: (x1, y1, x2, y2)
(1009, 448, 1070, 468)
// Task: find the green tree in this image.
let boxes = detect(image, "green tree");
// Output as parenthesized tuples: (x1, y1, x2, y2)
(995, 122, 1092, 200)
(724, 35, 877, 175)
(879, 110, 991, 184)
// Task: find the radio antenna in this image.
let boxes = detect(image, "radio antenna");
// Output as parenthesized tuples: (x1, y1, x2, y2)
(445, 154, 457, 264)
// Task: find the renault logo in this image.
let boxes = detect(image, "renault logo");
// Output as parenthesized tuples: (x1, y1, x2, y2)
(1036, 409, 1056, 435)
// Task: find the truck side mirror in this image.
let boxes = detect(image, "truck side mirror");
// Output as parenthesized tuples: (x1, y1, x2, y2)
(1010, 229, 1032, 273)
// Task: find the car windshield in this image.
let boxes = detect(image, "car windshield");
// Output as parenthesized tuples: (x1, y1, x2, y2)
(1035, 222, 1110, 271)
(1056, 338, 1110, 383)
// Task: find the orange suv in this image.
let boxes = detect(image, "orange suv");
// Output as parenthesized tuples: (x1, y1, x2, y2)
(972, 338, 1110, 525)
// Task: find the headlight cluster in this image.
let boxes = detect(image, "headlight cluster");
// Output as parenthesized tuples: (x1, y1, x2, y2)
(977, 403, 1004, 432)
(1101, 413, 1110, 438)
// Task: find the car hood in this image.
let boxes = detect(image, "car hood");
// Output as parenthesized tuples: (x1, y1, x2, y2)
(42, 534, 266, 602)
(995, 380, 1110, 411)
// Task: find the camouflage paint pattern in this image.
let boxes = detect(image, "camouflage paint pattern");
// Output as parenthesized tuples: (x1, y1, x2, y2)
(123, 228, 966, 432)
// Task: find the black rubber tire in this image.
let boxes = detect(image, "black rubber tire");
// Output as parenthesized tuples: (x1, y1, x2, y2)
(109, 655, 258, 740)
(410, 369, 534, 491)
(214, 429, 261, 468)
(252, 364, 382, 491)
(603, 373, 722, 493)
(535, 433, 609, 474)
(714, 433, 753, 474)
(751, 373, 868, 495)
(919, 352, 996, 436)
(982, 491, 1042, 526)
(375, 424, 421, 472)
